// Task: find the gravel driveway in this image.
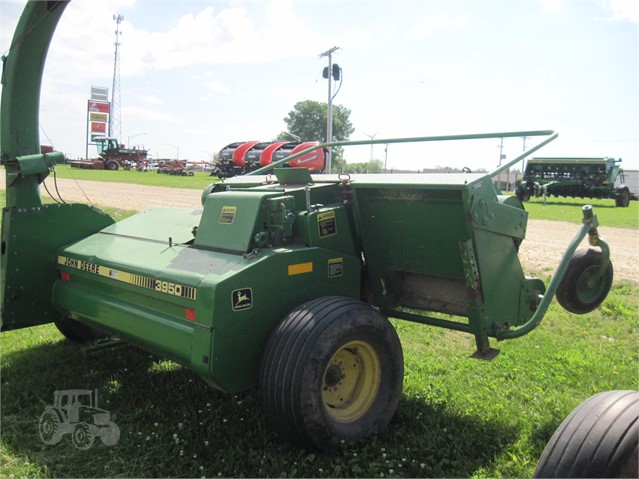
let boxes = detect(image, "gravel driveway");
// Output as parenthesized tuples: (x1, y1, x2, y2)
(2, 171, 637, 283)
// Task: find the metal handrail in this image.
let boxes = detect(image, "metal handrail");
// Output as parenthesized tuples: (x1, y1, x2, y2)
(247, 130, 558, 176)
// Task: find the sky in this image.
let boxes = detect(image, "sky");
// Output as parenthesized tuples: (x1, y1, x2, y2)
(1, 0, 637, 172)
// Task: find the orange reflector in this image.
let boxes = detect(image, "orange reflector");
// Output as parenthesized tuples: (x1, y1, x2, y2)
(185, 309, 196, 321)
(61, 271, 71, 281)
(288, 262, 313, 276)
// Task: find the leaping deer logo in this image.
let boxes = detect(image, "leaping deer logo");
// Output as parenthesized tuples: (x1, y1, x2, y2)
(233, 288, 252, 310)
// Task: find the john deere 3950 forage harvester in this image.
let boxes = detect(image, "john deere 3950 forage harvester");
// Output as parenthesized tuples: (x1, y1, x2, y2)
(4, 4, 635, 472)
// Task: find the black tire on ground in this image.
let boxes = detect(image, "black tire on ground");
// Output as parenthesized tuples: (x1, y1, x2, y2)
(533, 390, 639, 478)
(555, 248, 613, 314)
(259, 296, 404, 450)
(516, 187, 530, 202)
(615, 187, 630, 207)
(105, 160, 119, 171)
(54, 316, 107, 342)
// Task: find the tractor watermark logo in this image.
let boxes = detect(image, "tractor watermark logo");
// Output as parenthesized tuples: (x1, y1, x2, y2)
(38, 389, 120, 450)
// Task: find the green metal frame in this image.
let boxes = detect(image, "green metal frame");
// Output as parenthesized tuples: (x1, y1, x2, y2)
(1, 1, 115, 331)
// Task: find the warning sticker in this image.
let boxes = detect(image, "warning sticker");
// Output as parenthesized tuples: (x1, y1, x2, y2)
(328, 258, 343, 278)
(317, 210, 337, 238)
(232, 288, 253, 311)
(219, 206, 237, 224)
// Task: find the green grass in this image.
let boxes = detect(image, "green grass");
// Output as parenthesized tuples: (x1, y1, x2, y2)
(1, 283, 636, 478)
(52, 164, 217, 190)
(522, 196, 638, 229)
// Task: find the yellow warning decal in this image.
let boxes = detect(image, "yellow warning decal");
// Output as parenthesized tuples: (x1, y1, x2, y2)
(317, 210, 337, 238)
(328, 258, 343, 278)
(219, 206, 237, 224)
(58, 256, 197, 300)
(288, 262, 313, 276)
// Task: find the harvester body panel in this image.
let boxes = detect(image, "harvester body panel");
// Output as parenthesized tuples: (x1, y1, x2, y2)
(51, 185, 361, 392)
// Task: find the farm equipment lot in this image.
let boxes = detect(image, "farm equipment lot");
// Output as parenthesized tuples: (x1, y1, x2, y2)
(0, 174, 637, 478)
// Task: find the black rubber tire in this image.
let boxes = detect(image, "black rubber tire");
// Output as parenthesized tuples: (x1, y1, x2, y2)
(615, 187, 630, 207)
(105, 160, 119, 171)
(516, 187, 530, 202)
(54, 316, 107, 342)
(555, 248, 613, 314)
(533, 390, 639, 478)
(259, 296, 404, 450)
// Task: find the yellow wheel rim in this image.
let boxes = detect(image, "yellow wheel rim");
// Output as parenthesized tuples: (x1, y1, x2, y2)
(322, 340, 381, 423)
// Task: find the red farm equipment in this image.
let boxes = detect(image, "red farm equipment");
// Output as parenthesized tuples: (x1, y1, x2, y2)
(211, 141, 326, 178)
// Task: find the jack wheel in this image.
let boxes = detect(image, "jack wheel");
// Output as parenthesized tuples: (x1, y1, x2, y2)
(38, 409, 63, 445)
(534, 390, 639, 478)
(556, 248, 613, 314)
(72, 422, 94, 450)
(55, 317, 106, 343)
(259, 296, 403, 449)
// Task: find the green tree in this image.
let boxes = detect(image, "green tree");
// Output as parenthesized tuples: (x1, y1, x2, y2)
(277, 100, 354, 171)
(341, 159, 384, 174)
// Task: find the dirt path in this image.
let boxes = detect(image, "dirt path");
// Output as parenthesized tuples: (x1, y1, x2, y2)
(2, 171, 637, 283)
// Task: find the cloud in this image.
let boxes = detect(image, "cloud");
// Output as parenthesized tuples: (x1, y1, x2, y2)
(119, 1, 324, 76)
(403, 14, 470, 40)
(541, 0, 563, 14)
(140, 95, 163, 105)
(123, 105, 179, 123)
(600, 0, 639, 22)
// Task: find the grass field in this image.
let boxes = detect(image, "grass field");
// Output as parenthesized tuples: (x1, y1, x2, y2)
(1, 178, 637, 478)
(522, 196, 638, 229)
(52, 164, 217, 190)
(1, 284, 636, 478)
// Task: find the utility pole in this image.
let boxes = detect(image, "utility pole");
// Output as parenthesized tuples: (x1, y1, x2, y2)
(498, 137, 505, 166)
(384, 144, 389, 172)
(521, 135, 530, 173)
(320, 46, 339, 173)
(111, 14, 124, 144)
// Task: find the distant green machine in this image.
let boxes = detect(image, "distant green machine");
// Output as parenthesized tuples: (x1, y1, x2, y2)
(3, 3, 635, 473)
(516, 157, 631, 206)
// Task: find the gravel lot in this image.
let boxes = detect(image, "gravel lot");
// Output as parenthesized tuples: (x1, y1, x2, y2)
(3, 172, 637, 283)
